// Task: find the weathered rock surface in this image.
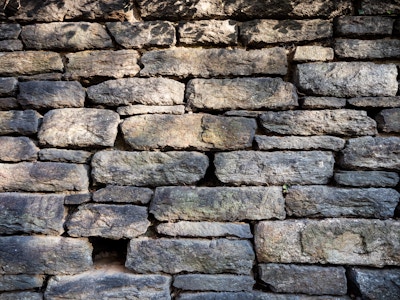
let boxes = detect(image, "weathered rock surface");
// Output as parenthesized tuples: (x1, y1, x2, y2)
(335, 171, 400, 187)
(0, 23, 21, 40)
(259, 264, 347, 295)
(87, 78, 185, 106)
(126, 238, 254, 274)
(39, 108, 120, 148)
(255, 136, 345, 151)
(0, 136, 38, 162)
(186, 77, 297, 111)
(335, 16, 395, 36)
(302, 97, 346, 109)
(293, 46, 334, 62)
(348, 97, 400, 108)
(93, 186, 153, 204)
(177, 292, 351, 300)
(173, 274, 255, 291)
(0, 292, 42, 300)
(0, 110, 40, 135)
(141, 48, 287, 77)
(64, 193, 91, 205)
(179, 20, 237, 45)
(360, 0, 400, 15)
(0, 39, 23, 51)
(0, 98, 18, 110)
(296, 62, 398, 97)
(0, 77, 17, 96)
(0, 274, 44, 292)
(0, 236, 92, 274)
(376, 108, 400, 133)
(335, 39, 400, 59)
(92, 150, 208, 186)
(39, 149, 92, 163)
(0, 162, 89, 192)
(117, 105, 185, 116)
(255, 219, 400, 266)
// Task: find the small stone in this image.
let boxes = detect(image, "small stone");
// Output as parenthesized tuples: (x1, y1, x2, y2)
(64, 193, 92, 205)
(0, 274, 44, 292)
(179, 20, 237, 45)
(0, 137, 38, 162)
(376, 108, 400, 133)
(93, 186, 153, 204)
(173, 274, 255, 291)
(255, 136, 345, 151)
(224, 111, 264, 118)
(302, 97, 346, 109)
(335, 16, 394, 36)
(117, 105, 185, 116)
(335, 39, 400, 59)
(0, 77, 18, 96)
(335, 171, 399, 187)
(0, 98, 18, 110)
(0, 110, 41, 135)
(18, 73, 63, 81)
(348, 97, 400, 108)
(293, 46, 334, 62)
(0, 23, 21, 40)
(39, 149, 92, 163)
(360, 0, 400, 15)
(0, 292, 42, 300)
(0, 40, 23, 51)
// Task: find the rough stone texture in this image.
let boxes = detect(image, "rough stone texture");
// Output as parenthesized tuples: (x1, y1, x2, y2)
(296, 62, 398, 97)
(335, 171, 400, 187)
(0, 136, 38, 162)
(259, 264, 347, 295)
(121, 114, 256, 150)
(302, 97, 346, 109)
(177, 292, 351, 300)
(335, 16, 395, 36)
(285, 186, 399, 219)
(173, 274, 255, 292)
(335, 39, 400, 59)
(293, 46, 334, 62)
(0, 78, 17, 96)
(67, 204, 150, 239)
(348, 97, 400, 108)
(260, 110, 377, 136)
(0, 274, 44, 292)
(0, 110, 40, 135)
(376, 108, 400, 133)
(0, 236, 92, 274)
(186, 77, 297, 111)
(107, 21, 175, 48)
(0, 162, 89, 192)
(360, 0, 400, 15)
(0, 51, 63, 76)
(0, 292, 42, 300)
(39, 149, 92, 164)
(157, 221, 253, 238)
(18, 73, 63, 82)
(348, 267, 400, 300)
(0, 98, 18, 110)
(241, 19, 332, 45)
(151, 186, 285, 221)
(92, 150, 208, 186)
(87, 78, 185, 106)
(255, 136, 345, 151)
(214, 151, 334, 186)
(255, 219, 400, 266)
(117, 105, 185, 116)
(0, 193, 65, 235)
(141, 48, 288, 77)
(39, 108, 120, 148)
(65, 50, 140, 80)
(0, 40, 23, 51)
(179, 20, 237, 45)
(0, 23, 21, 40)
(126, 238, 254, 274)
(64, 193, 91, 205)
(340, 137, 400, 170)
(93, 186, 153, 204)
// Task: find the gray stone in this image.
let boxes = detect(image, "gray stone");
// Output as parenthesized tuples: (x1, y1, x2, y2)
(126, 238, 254, 274)
(335, 39, 400, 59)
(348, 97, 400, 108)
(186, 77, 297, 111)
(0, 236, 92, 274)
(0, 23, 21, 40)
(336, 16, 395, 36)
(377, 108, 400, 133)
(0, 110, 40, 135)
(173, 274, 255, 291)
(64, 193, 91, 205)
(0, 98, 18, 110)
(93, 186, 153, 204)
(0, 193, 65, 235)
(255, 136, 345, 151)
(259, 264, 347, 295)
(0, 77, 17, 96)
(0, 162, 89, 192)
(107, 21, 175, 48)
(92, 150, 208, 186)
(39, 108, 120, 148)
(255, 219, 400, 266)
(0, 274, 44, 292)
(179, 20, 237, 45)
(293, 46, 334, 62)
(141, 48, 287, 77)
(296, 62, 398, 97)
(0, 292, 42, 300)
(335, 171, 400, 187)
(157, 222, 253, 238)
(360, 0, 400, 15)
(151, 186, 285, 221)
(117, 105, 185, 116)
(224, 111, 265, 118)
(87, 78, 185, 106)
(67, 204, 150, 239)
(0, 137, 38, 162)
(215, 151, 334, 186)
(0, 51, 63, 76)
(302, 97, 346, 109)
(340, 137, 400, 170)
(177, 292, 351, 300)
(65, 50, 140, 80)
(18, 81, 85, 109)
(39, 149, 92, 164)
(260, 110, 376, 136)
(121, 114, 256, 150)
(241, 19, 332, 45)
(0, 40, 23, 51)
(348, 267, 400, 300)
(285, 186, 399, 219)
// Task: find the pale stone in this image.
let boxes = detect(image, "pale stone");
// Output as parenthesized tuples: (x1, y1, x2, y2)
(173, 274, 255, 291)
(179, 20, 237, 45)
(117, 105, 185, 116)
(0, 110, 41, 135)
(0, 137, 38, 162)
(376, 108, 400, 133)
(302, 97, 346, 109)
(294, 46, 334, 62)
(0, 274, 44, 292)
(335, 171, 399, 187)
(0, 77, 17, 96)
(335, 39, 400, 59)
(0, 23, 21, 39)
(336, 16, 395, 36)
(93, 186, 153, 204)
(348, 97, 400, 108)
(255, 136, 345, 151)
(39, 149, 92, 163)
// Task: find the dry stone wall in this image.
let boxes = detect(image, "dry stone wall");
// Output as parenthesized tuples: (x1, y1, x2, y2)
(0, 0, 399, 299)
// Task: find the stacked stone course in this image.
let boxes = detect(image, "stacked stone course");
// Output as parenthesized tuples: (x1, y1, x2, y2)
(0, 0, 399, 299)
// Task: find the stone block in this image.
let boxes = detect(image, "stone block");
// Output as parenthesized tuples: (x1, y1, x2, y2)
(0, 274, 44, 292)
(0, 110, 40, 135)
(255, 136, 345, 151)
(39, 149, 92, 163)
(93, 186, 153, 204)
(0, 77, 17, 96)
(177, 292, 351, 300)
(335, 171, 399, 187)
(64, 193, 91, 205)
(0, 23, 21, 40)
(335, 39, 400, 59)
(376, 108, 400, 133)
(117, 105, 185, 116)
(0, 40, 23, 51)
(0, 136, 38, 162)
(348, 97, 400, 108)
(293, 46, 334, 62)
(0, 98, 18, 110)
(173, 274, 255, 291)
(179, 20, 237, 45)
(0, 292, 42, 300)
(335, 16, 394, 36)
(360, 0, 400, 15)
(302, 97, 346, 109)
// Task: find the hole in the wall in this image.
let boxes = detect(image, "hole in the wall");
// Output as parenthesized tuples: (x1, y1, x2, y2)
(196, 152, 223, 187)
(90, 237, 129, 266)
(345, 266, 362, 299)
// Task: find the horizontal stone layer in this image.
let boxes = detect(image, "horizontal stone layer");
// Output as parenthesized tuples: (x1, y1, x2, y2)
(0, 110, 40, 135)
(348, 97, 400, 108)
(293, 46, 334, 62)
(335, 16, 394, 36)
(179, 20, 237, 45)
(177, 292, 351, 300)
(0, 292, 43, 300)
(335, 39, 400, 59)
(256, 135, 345, 151)
(93, 186, 153, 204)
(334, 171, 399, 187)
(0, 98, 18, 110)
(0, 78, 17, 96)
(64, 193, 91, 205)
(302, 97, 346, 109)
(360, 0, 400, 15)
(0, 274, 44, 292)
(0, 24, 21, 40)
(0, 136, 38, 162)
(0, 39, 23, 51)
(117, 105, 185, 116)
(39, 149, 92, 163)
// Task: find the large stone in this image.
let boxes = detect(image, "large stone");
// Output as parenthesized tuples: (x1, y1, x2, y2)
(39, 108, 120, 148)
(256, 136, 345, 151)
(186, 77, 297, 111)
(177, 292, 351, 300)
(140, 48, 287, 77)
(335, 16, 394, 36)
(39, 149, 92, 164)
(302, 97, 346, 109)
(241, 19, 332, 45)
(18, 81, 85, 109)
(360, 0, 400, 15)
(179, 20, 237, 45)
(259, 264, 347, 295)
(87, 78, 185, 106)
(121, 114, 256, 150)
(376, 108, 400, 133)
(335, 171, 400, 187)
(93, 186, 153, 204)
(285, 186, 399, 219)
(0, 292, 42, 300)
(107, 21, 175, 48)
(126, 238, 254, 274)
(0, 236, 92, 274)
(151, 186, 285, 221)
(117, 105, 185, 116)
(335, 39, 400, 59)
(296, 62, 398, 97)
(92, 150, 208, 186)
(0, 51, 63, 76)
(340, 137, 400, 170)
(0, 162, 89, 192)
(0, 274, 44, 292)
(348, 97, 400, 108)
(255, 219, 400, 266)
(0, 23, 21, 40)
(0, 137, 38, 162)
(0, 110, 40, 135)
(215, 151, 334, 185)
(0, 77, 17, 96)
(293, 46, 334, 62)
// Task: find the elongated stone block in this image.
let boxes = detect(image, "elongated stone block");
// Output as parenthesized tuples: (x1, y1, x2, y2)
(302, 97, 346, 109)
(0, 292, 42, 300)
(0, 77, 17, 96)
(335, 171, 400, 187)
(256, 136, 345, 151)
(0, 23, 21, 40)
(0, 136, 38, 162)
(179, 20, 237, 45)
(117, 105, 185, 116)
(39, 149, 92, 163)
(0, 274, 44, 292)
(335, 39, 400, 59)
(0, 40, 23, 51)
(336, 16, 395, 36)
(177, 292, 351, 300)
(93, 186, 153, 204)
(360, 0, 400, 15)
(0, 110, 40, 135)
(348, 97, 400, 108)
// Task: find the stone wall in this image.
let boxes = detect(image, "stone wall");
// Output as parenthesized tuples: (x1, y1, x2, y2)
(0, 0, 399, 299)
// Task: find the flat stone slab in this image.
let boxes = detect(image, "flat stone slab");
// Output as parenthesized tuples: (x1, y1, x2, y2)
(0, 40, 23, 51)
(335, 171, 400, 187)
(376, 108, 400, 133)
(177, 292, 352, 300)
(336, 16, 394, 36)
(302, 97, 346, 109)
(93, 186, 153, 204)
(117, 105, 185, 116)
(348, 97, 400, 108)
(0, 274, 44, 292)
(214, 151, 334, 185)
(256, 136, 345, 151)
(0, 292, 43, 300)
(360, 0, 400, 15)
(293, 46, 334, 62)
(39, 149, 92, 163)
(0, 23, 21, 40)
(335, 39, 400, 59)
(0, 98, 18, 110)
(179, 20, 237, 45)
(64, 193, 91, 205)
(151, 186, 285, 221)
(0, 110, 41, 135)
(0, 77, 18, 96)
(0, 137, 38, 162)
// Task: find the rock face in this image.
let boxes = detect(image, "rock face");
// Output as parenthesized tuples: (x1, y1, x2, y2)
(255, 136, 345, 151)
(0, 274, 44, 292)
(39, 149, 92, 163)
(0, 77, 17, 96)
(335, 16, 395, 36)
(335, 39, 400, 59)
(360, 0, 400, 15)
(334, 171, 400, 187)
(0, 137, 38, 162)
(0, 24, 21, 40)
(179, 20, 237, 45)
(0, 110, 40, 135)
(293, 46, 334, 62)
(348, 97, 400, 108)
(376, 108, 400, 133)
(93, 186, 153, 204)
